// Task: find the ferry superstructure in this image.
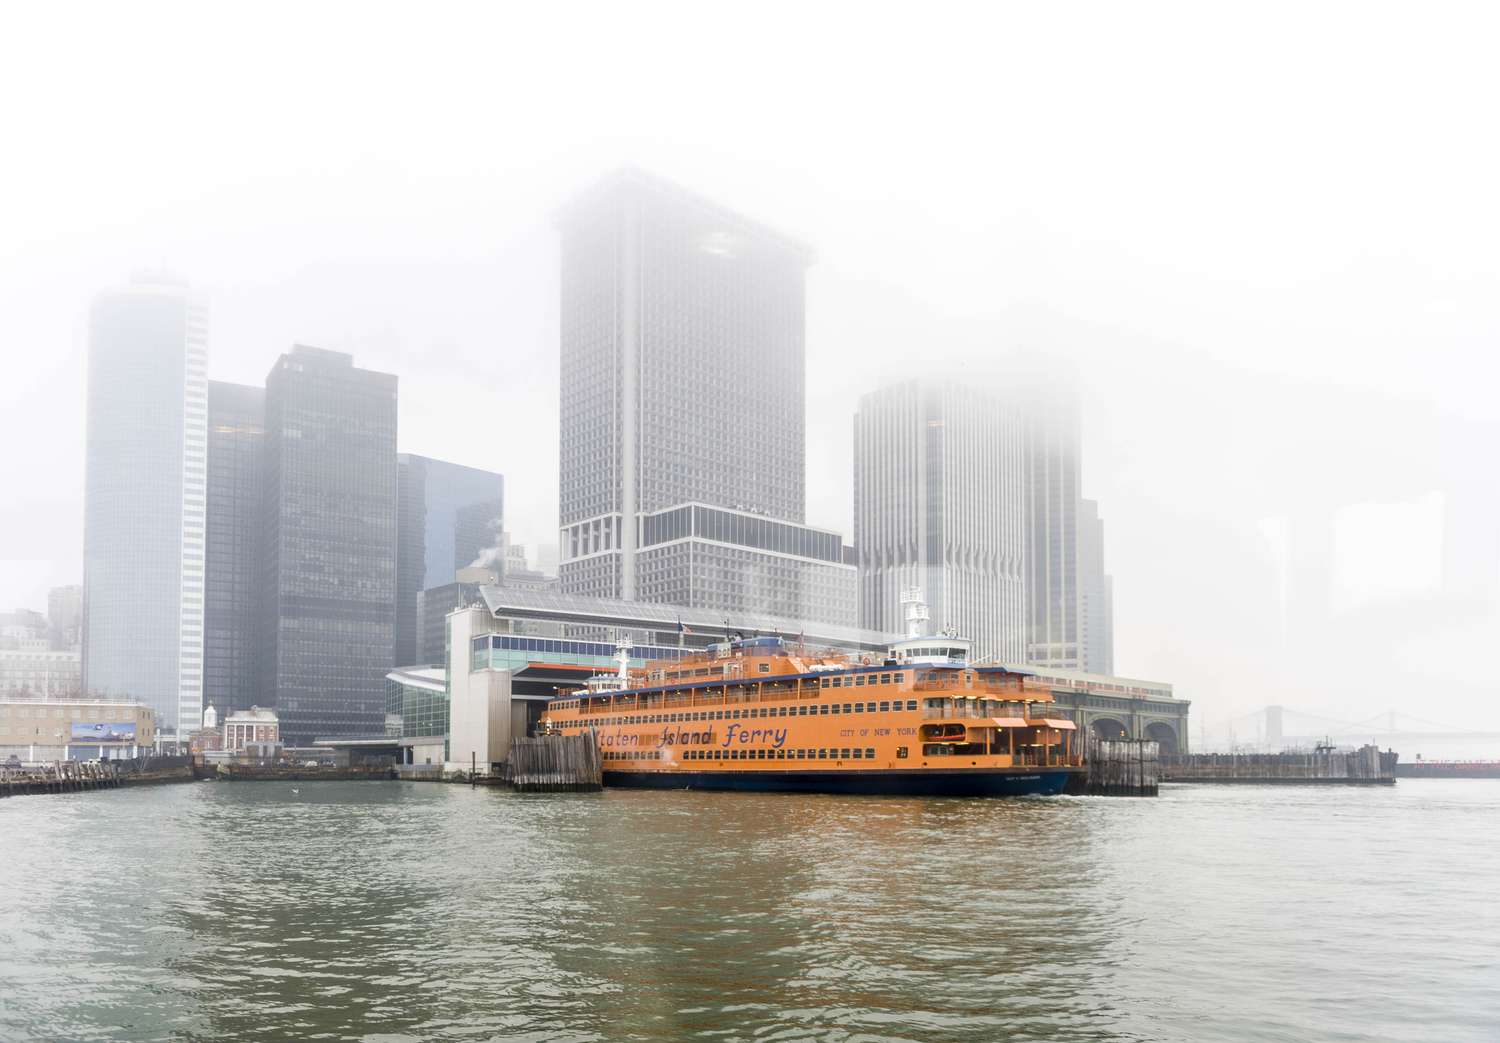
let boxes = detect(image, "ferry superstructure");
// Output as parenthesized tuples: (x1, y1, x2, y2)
(541, 625, 1082, 797)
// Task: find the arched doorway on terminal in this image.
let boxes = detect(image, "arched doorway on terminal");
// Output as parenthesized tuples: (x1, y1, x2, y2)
(1090, 717, 1129, 741)
(1144, 721, 1179, 755)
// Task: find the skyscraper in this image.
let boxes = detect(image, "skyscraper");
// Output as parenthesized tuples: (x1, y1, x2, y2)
(1078, 498, 1115, 676)
(47, 585, 82, 651)
(203, 381, 265, 715)
(258, 346, 397, 743)
(395, 454, 504, 666)
(1022, 386, 1114, 674)
(83, 279, 208, 738)
(853, 380, 1026, 663)
(556, 169, 851, 624)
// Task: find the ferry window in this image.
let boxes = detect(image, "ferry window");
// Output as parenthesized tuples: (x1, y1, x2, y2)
(852, 748, 863, 759)
(906, 700, 918, 710)
(819, 677, 829, 688)
(818, 748, 828, 759)
(842, 704, 852, 714)
(714, 711, 723, 720)
(853, 702, 864, 713)
(879, 701, 890, 712)
(830, 704, 841, 715)
(731, 710, 741, 719)
(840, 748, 851, 759)
(758, 663, 770, 673)
(880, 673, 891, 684)
(897, 746, 909, 759)
(866, 748, 875, 758)
(777, 706, 787, 717)
(757, 749, 767, 759)
(775, 749, 786, 759)
(851, 675, 862, 686)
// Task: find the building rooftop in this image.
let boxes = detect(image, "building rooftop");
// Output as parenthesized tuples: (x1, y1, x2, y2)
(223, 707, 280, 724)
(554, 166, 816, 264)
(477, 586, 897, 652)
(386, 666, 447, 694)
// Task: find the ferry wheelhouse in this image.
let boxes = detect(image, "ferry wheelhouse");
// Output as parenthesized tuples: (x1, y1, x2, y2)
(541, 629, 1082, 797)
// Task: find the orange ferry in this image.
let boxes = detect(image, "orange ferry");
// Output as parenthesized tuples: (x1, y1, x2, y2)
(541, 628, 1083, 797)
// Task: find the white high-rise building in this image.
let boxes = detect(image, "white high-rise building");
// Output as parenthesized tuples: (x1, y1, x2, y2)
(83, 278, 208, 739)
(853, 380, 1026, 664)
(555, 169, 853, 626)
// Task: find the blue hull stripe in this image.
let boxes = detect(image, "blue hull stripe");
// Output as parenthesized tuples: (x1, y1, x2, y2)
(601, 768, 1077, 797)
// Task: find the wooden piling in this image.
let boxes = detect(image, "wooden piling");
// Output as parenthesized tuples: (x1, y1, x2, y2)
(502, 735, 603, 792)
(1161, 744, 1397, 784)
(1074, 737, 1160, 796)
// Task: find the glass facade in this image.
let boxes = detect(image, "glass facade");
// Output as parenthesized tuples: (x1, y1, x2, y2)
(203, 381, 264, 715)
(83, 281, 207, 737)
(471, 634, 689, 673)
(258, 346, 398, 744)
(386, 677, 449, 740)
(641, 504, 842, 562)
(395, 454, 504, 666)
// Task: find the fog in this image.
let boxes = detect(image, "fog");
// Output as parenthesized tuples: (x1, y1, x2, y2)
(2, 3, 1497, 744)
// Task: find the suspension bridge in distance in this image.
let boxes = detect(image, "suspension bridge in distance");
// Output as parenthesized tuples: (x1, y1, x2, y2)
(1237, 705, 1500, 746)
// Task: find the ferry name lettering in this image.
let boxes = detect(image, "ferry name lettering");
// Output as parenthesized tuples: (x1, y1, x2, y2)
(719, 723, 788, 749)
(653, 727, 717, 748)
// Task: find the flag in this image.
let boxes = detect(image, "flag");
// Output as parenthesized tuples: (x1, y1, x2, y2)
(677, 618, 692, 636)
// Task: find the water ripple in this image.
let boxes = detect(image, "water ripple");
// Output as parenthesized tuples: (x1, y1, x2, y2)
(1, 780, 1498, 1041)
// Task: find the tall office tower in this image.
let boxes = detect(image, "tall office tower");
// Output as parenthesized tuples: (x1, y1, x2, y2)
(83, 279, 208, 739)
(556, 169, 849, 622)
(203, 381, 265, 714)
(1021, 388, 1114, 674)
(395, 455, 504, 666)
(258, 346, 398, 743)
(853, 380, 1026, 663)
(1078, 498, 1114, 676)
(47, 585, 82, 650)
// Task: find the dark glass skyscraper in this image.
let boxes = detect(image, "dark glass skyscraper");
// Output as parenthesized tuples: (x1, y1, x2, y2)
(258, 346, 398, 743)
(83, 280, 207, 738)
(204, 381, 264, 715)
(394, 454, 504, 666)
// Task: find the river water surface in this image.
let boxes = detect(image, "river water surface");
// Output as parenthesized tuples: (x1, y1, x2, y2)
(1, 780, 1496, 1042)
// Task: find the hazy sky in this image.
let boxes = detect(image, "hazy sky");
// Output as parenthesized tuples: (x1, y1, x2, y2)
(2, 2, 1497, 742)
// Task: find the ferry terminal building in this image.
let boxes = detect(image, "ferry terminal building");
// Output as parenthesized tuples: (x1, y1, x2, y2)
(384, 588, 1190, 770)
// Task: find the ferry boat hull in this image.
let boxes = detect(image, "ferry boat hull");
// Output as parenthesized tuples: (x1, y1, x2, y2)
(603, 767, 1079, 797)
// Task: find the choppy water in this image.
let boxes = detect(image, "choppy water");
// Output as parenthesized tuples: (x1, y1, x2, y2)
(1, 780, 1497, 1042)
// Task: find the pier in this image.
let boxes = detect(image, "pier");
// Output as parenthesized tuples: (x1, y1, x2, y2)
(1162, 744, 1396, 784)
(0, 755, 194, 798)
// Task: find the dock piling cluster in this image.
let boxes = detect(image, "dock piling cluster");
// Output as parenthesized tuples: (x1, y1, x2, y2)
(502, 735, 603, 792)
(1074, 738, 1160, 796)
